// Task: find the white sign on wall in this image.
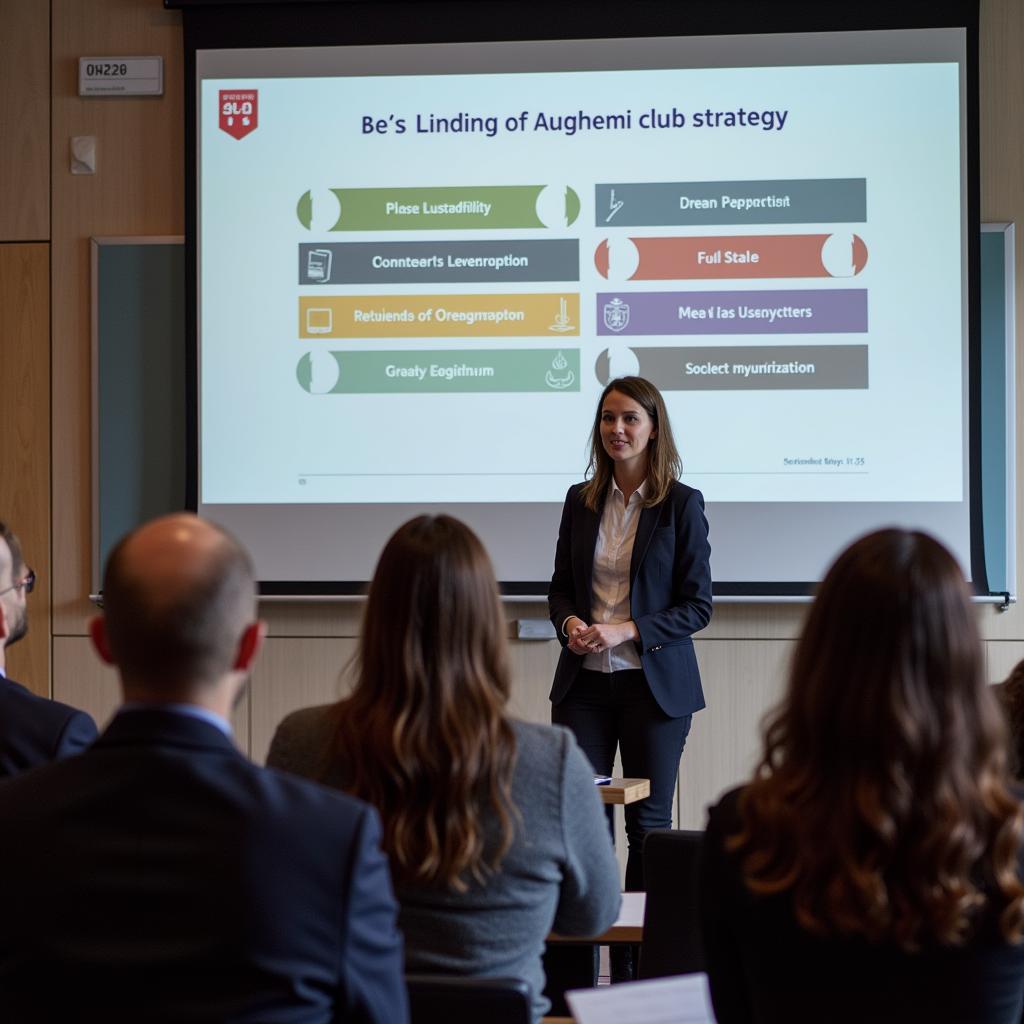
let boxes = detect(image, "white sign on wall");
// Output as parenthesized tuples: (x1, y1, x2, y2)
(79, 57, 163, 97)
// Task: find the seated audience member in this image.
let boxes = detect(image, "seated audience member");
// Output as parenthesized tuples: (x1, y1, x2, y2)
(701, 529, 1024, 1024)
(269, 515, 620, 1023)
(0, 514, 407, 1024)
(0, 519, 96, 776)
(993, 658, 1024, 779)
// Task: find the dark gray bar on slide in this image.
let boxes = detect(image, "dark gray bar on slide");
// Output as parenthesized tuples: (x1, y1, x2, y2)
(298, 239, 579, 284)
(594, 179, 866, 227)
(599, 344, 868, 390)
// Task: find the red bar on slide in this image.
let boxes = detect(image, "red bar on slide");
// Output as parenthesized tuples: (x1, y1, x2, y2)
(595, 233, 868, 280)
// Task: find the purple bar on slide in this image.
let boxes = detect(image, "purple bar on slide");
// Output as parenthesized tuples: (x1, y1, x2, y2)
(596, 289, 867, 335)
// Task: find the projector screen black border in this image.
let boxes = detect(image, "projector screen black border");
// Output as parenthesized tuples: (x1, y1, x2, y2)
(171, 0, 985, 598)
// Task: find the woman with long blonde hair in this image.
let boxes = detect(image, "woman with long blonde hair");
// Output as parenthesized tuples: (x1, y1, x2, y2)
(269, 514, 619, 1022)
(701, 529, 1024, 1023)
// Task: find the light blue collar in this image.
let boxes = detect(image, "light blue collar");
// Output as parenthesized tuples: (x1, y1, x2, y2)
(119, 701, 232, 738)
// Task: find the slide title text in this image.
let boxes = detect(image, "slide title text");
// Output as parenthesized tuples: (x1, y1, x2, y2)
(362, 106, 790, 138)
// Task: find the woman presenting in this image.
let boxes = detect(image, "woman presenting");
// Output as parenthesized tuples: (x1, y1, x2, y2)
(548, 376, 712, 903)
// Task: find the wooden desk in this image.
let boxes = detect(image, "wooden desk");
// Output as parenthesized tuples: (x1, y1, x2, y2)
(549, 892, 645, 944)
(598, 778, 650, 805)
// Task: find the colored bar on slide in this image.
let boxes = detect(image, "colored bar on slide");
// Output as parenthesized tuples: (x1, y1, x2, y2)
(595, 289, 866, 336)
(595, 344, 868, 390)
(594, 178, 866, 227)
(298, 239, 580, 285)
(296, 348, 581, 393)
(299, 294, 580, 339)
(594, 234, 868, 280)
(322, 185, 580, 230)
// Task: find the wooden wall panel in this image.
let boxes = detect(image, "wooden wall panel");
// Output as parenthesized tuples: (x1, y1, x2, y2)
(678, 639, 792, 828)
(0, 0, 49, 240)
(0, 245, 51, 695)
(53, 636, 120, 728)
(51, 0, 184, 636)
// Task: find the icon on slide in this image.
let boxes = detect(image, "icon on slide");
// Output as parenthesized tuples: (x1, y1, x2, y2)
(544, 351, 576, 390)
(603, 297, 630, 332)
(296, 190, 343, 232)
(306, 307, 333, 334)
(605, 189, 624, 223)
(549, 297, 575, 333)
(534, 185, 581, 228)
(218, 90, 259, 141)
(820, 233, 869, 277)
(306, 249, 333, 282)
(296, 350, 341, 394)
(594, 346, 640, 385)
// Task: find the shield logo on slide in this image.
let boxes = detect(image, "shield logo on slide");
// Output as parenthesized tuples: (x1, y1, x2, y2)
(603, 298, 630, 333)
(219, 90, 259, 140)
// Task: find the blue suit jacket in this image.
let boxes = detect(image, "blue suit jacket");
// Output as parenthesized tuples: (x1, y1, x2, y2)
(548, 481, 712, 718)
(0, 674, 97, 778)
(0, 708, 408, 1024)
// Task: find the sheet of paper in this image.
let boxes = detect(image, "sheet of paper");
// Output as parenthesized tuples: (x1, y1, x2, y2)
(566, 973, 716, 1024)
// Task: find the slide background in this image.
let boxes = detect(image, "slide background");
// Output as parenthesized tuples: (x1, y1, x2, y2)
(195, 28, 974, 587)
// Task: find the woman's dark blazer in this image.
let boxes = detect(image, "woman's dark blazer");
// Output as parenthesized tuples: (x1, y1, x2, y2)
(548, 480, 712, 719)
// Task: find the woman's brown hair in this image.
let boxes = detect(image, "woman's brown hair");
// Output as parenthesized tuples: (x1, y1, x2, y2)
(325, 515, 517, 891)
(579, 376, 681, 512)
(732, 528, 1024, 948)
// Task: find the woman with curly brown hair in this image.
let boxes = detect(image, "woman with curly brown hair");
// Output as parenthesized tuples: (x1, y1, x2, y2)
(701, 528, 1024, 1023)
(268, 515, 620, 1022)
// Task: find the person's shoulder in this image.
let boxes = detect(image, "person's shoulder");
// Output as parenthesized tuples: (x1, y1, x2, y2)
(564, 481, 588, 504)
(274, 703, 336, 745)
(0, 675, 52, 712)
(510, 719, 594, 785)
(0, 744, 78, 812)
(258, 752, 373, 830)
(268, 702, 336, 764)
(510, 718, 573, 762)
(666, 479, 703, 505)
(0, 675, 89, 728)
(705, 784, 746, 840)
(265, 702, 342, 780)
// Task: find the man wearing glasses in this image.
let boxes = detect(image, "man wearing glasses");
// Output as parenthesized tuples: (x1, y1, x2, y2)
(0, 521, 97, 776)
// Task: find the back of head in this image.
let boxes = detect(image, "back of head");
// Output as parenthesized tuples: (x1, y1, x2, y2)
(330, 514, 517, 890)
(735, 528, 1024, 947)
(101, 514, 256, 696)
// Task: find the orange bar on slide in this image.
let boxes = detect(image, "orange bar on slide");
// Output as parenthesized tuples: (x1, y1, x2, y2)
(299, 293, 580, 338)
(594, 234, 868, 280)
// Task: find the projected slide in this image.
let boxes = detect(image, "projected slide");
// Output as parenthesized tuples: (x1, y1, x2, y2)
(199, 46, 964, 513)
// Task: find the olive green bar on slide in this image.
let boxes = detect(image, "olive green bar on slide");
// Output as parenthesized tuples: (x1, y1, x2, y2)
(296, 348, 581, 393)
(328, 186, 553, 230)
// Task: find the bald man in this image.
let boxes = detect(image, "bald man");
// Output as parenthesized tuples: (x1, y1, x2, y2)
(0, 514, 407, 1024)
(0, 520, 96, 776)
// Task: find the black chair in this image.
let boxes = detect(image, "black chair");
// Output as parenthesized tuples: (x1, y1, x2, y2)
(638, 828, 705, 979)
(405, 974, 533, 1024)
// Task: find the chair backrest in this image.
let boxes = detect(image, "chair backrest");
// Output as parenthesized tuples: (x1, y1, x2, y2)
(406, 974, 533, 1024)
(638, 828, 705, 980)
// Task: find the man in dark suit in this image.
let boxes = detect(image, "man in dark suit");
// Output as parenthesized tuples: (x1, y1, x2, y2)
(0, 514, 408, 1024)
(0, 519, 97, 776)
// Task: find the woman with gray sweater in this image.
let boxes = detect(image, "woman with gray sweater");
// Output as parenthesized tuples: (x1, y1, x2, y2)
(267, 515, 620, 1021)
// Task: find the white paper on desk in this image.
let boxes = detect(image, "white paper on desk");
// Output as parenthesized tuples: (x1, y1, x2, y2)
(566, 973, 716, 1024)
